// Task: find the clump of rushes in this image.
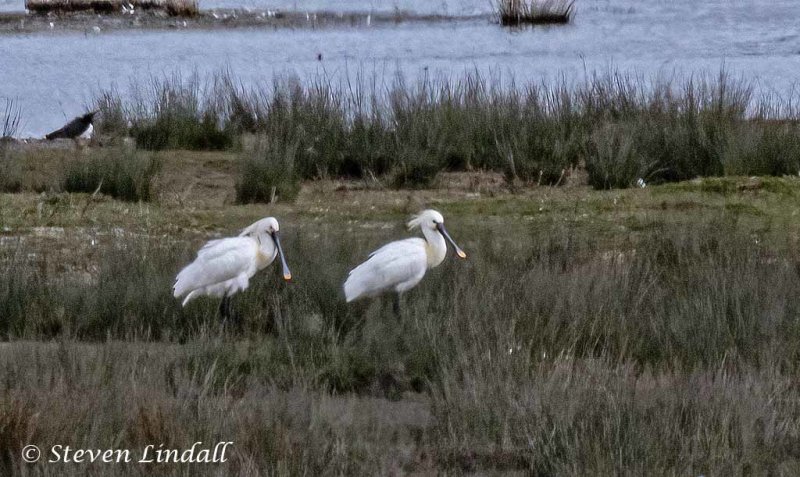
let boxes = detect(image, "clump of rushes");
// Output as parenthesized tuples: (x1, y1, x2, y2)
(127, 74, 233, 151)
(584, 123, 649, 189)
(63, 148, 161, 202)
(94, 89, 129, 139)
(722, 121, 800, 176)
(1, 99, 22, 141)
(495, 0, 574, 26)
(0, 101, 23, 192)
(235, 137, 301, 204)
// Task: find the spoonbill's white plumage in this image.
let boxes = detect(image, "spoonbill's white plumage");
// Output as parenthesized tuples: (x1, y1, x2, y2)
(173, 217, 292, 319)
(344, 209, 466, 306)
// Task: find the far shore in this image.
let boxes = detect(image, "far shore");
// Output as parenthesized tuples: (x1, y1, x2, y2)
(0, 8, 486, 34)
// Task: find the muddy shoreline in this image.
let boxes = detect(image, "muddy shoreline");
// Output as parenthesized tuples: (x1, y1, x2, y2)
(0, 9, 486, 33)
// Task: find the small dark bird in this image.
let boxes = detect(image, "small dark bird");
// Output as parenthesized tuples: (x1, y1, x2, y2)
(45, 111, 98, 140)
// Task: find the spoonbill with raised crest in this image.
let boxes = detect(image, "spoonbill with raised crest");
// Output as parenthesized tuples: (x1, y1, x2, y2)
(343, 209, 466, 315)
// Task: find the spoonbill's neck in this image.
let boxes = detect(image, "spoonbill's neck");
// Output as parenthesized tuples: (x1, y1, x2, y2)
(421, 226, 447, 268)
(255, 233, 278, 269)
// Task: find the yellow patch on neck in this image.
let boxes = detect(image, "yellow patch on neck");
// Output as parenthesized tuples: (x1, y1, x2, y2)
(254, 239, 272, 268)
(424, 242, 435, 266)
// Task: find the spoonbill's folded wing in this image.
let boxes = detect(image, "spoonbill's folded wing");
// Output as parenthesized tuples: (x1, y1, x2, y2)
(344, 238, 427, 302)
(174, 237, 257, 298)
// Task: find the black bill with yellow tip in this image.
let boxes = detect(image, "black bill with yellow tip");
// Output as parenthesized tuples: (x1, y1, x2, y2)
(436, 223, 467, 259)
(271, 231, 293, 281)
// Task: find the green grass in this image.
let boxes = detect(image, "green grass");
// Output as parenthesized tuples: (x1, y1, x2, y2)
(0, 149, 22, 193)
(62, 148, 162, 202)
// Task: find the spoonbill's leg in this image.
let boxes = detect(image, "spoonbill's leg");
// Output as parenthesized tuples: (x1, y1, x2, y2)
(218, 295, 232, 322)
(392, 294, 402, 320)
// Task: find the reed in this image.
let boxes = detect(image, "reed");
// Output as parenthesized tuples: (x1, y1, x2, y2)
(235, 137, 301, 204)
(1, 99, 21, 141)
(494, 0, 574, 27)
(0, 100, 23, 192)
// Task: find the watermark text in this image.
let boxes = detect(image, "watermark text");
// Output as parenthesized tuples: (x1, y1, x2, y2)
(22, 442, 233, 464)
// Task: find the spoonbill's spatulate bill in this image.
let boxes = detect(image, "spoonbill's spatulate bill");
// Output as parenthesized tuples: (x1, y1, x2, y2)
(173, 217, 292, 320)
(343, 209, 466, 307)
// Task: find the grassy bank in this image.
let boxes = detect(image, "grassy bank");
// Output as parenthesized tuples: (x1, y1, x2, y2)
(92, 71, 800, 195)
(2, 173, 800, 473)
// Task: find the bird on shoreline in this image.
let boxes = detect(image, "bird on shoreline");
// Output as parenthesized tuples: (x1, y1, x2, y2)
(173, 217, 292, 322)
(343, 209, 466, 316)
(45, 110, 98, 140)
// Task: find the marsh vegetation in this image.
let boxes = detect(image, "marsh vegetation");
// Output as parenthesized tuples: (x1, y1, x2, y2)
(90, 71, 800, 199)
(3, 68, 800, 474)
(3, 170, 800, 473)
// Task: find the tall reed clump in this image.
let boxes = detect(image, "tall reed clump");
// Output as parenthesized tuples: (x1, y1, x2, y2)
(235, 137, 301, 204)
(124, 74, 233, 151)
(580, 72, 751, 187)
(62, 148, 161, 202)
(0, 100, 22, 192)
(732, 79, 800, 176)
(94, 88, 130, 139)
(495, 0, 574, 26)
(2, 99, 21, 141)
(722, 120, 800, 177)
(256, 78, 356, 180)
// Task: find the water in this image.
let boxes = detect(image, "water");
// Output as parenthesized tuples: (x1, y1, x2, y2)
(2, 0, 799, 136)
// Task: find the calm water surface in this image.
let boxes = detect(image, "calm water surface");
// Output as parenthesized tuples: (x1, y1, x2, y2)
(2, 0, 799, 136)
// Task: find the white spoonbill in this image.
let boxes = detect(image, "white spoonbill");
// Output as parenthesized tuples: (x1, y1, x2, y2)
(343, 209, 466, 314)
(173, 217, 292, 320)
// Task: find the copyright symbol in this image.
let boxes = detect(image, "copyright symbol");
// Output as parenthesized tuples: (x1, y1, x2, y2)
(22, 445, 40, 463)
